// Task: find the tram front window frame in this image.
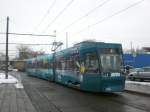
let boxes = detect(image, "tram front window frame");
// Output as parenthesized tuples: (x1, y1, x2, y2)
(99, 48, 123, 73)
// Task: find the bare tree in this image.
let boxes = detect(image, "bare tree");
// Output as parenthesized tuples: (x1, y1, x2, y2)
(16, 45, 45, 59)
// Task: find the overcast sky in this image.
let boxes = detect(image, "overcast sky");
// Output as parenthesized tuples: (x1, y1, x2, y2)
(0, 0, 149, 58)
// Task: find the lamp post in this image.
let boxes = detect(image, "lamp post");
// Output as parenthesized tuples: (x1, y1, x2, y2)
(5, 16, 9, 79)
(51, 41, 63, 82)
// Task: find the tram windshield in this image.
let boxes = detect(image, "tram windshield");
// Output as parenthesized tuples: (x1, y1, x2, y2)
(100, 48, 123, 72)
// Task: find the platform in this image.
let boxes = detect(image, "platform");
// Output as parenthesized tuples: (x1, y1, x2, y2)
(0, 73, 36, 112)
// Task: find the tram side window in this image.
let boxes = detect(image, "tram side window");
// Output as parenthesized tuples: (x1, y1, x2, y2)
(55, 57, 66, 70)
(56, 61, 61, 70)
(31, 61, 35, 68)
(85, 53, 99, 73)
(43, 59, 49, 69)
(56, 57, 79, 71)
(36, 61, 39, 68)
(37, 60, 42, 69)
(32, 60, 37, 68)
(43, 62, 48, 69)
(66, 59, 75, 70)
(61, 61, 66, 70)
(27, 63, 31, 68)
(48, 62, 53, 69)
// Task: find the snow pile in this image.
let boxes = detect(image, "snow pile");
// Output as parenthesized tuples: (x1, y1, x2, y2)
(0, 73, 24, 88)
(0, 73, 18, 84)
(15, 83, 24, 88)
(13, 69, 18, 72)
(126, 81, 150, 86)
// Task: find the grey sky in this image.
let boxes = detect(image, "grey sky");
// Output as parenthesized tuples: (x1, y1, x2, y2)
(0, 0, 149, 58)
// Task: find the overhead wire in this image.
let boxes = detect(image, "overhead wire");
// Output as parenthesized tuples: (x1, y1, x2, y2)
(0, 32, 55, 37)
(42, 0, 75, 33)
(33, 0, 57, 32)
(0, 43, 53, 46)
(0, 18, 6, 24)
(71, 0, 144, 37)
(58, 0, 110, 34)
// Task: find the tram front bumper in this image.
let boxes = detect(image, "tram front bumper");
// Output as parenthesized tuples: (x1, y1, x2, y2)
(80, 75, 125, 92)
(100, 76, 126, 92)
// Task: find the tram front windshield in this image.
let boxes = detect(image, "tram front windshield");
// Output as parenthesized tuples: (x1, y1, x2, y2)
(100, 48, 123, 73)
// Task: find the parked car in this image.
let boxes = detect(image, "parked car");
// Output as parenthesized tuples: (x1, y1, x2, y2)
(128, 67, 150, 81)
(142, 67, 150, 72)
(8, 66, 13, 71)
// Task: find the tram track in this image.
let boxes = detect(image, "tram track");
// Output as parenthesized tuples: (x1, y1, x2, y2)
(12, 71, 62, 112)
(72, 90, 149, 112)
(11, 71, 150, 112)
(106, 93, 149, 112)
(23, 83, 63, 112)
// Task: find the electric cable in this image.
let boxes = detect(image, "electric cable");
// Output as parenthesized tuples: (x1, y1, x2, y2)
(58, 0, 110, 34)
(0, 32, 55, 37)
(33, 0, 56, 32)
(71, 0, 144, 36)
(42, 0, 74, 33)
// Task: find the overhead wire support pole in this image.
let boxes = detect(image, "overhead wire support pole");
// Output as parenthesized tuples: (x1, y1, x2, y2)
(5, 16, 9, 79)
(66, 32, 68, 48)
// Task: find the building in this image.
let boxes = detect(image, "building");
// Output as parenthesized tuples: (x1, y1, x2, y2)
(123, 53, 150, 68)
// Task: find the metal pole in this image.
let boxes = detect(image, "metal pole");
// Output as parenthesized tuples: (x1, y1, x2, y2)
(66, 32, 68, 48)
(5, 16, 9, 79)
(52, 52, 56, 82)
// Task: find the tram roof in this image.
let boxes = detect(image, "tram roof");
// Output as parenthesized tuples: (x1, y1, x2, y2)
(55, 41, 122, 57)
(26, 41, 122, 60)
(74, 41, 121, 48)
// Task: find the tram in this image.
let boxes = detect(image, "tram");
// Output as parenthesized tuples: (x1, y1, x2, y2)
(26, 41, 126, 92)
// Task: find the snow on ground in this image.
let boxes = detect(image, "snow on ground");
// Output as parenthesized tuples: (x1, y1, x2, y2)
(0, 73, 24, 88)
(15, 83, 24, 89)
(126, 81, 150, 86)
(0, 73, 18, 84)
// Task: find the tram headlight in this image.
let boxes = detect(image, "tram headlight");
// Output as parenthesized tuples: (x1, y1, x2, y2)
(105, 87, 112, 91)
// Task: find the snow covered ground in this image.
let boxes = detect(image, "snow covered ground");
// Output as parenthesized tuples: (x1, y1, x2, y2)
(0, 73, 23, 88)
(126, 81, 150, 86)
(0, 73, 18, 84)
(125, 81, 150, 95)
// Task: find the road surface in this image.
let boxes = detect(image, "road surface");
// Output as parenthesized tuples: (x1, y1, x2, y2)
(10, 71, 150, 112)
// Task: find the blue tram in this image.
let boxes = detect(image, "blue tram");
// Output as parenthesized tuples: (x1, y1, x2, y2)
(26, 41, 126, 92)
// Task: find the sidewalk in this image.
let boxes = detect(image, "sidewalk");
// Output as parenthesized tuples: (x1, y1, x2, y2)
(125, 80, 150, 96)
(0, 73, 36, 112)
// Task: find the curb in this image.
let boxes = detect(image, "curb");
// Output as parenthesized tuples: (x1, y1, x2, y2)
(124, 89, 150, 97)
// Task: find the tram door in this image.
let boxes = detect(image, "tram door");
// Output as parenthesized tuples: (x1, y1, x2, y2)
(84, 51, 99, 74)
(80, 51, 101, 91)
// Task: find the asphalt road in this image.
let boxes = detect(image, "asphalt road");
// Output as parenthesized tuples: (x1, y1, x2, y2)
(11, 71, 150, 112)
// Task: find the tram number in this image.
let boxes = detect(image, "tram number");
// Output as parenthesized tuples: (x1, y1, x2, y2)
(111, 73, 120, 77)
